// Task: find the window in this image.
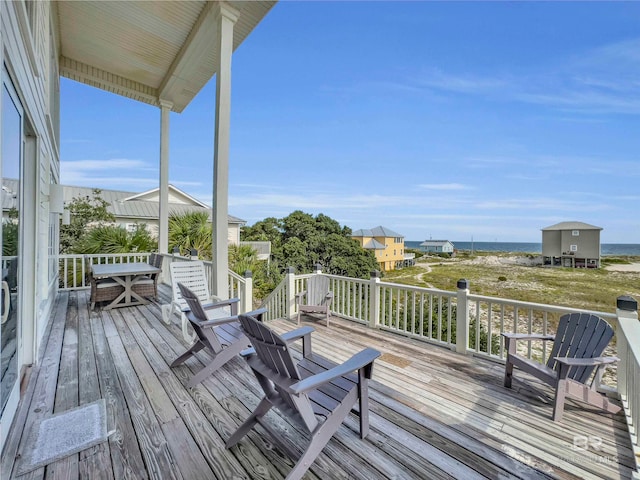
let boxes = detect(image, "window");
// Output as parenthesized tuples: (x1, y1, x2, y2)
(572, 230, 580, 236)
(570, 244, 578, 252)
(2, 70, 24, 415)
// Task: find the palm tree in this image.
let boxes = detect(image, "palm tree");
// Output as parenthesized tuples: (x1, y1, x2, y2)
(228, 244, 258, 275)
(74, 224, 157, 254)
(168, 212, 212, 259)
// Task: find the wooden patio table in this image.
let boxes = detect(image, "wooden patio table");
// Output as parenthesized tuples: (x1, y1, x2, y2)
(91, 262, 160, 310)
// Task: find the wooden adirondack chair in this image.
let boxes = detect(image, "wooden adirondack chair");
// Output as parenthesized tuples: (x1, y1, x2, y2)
(502, 312, 621, 422)
(295, 275, 333, 326)
(226, 313, 381, 480)
(170, 283, 266, 388)
(163, 260, 218, 342)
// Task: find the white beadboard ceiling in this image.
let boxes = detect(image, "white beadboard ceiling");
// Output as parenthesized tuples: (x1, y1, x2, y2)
(57, 1, 275, 112)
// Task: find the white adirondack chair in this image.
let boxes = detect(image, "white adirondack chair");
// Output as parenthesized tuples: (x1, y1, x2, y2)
(162, 260, 230, 342)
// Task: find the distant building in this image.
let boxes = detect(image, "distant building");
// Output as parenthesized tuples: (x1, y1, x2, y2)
(351, 226, 405, 271)
(541, 221, 602, 268)
(419, 240, 455, 255)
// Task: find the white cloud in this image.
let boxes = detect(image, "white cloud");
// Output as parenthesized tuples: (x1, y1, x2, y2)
(413, 69, 508, 94)
(61, 158, 156, 190)
(62, 158, 152, 172)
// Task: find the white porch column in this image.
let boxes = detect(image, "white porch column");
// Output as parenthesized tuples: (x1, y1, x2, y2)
(212, 3, 239, 299)
(159, 100, 172, 254)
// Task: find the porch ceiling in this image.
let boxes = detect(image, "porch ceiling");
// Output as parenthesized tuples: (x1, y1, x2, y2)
(56, 1, 276, 113)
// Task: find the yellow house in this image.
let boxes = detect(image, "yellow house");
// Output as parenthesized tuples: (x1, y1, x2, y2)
(351, 226, 405, 271)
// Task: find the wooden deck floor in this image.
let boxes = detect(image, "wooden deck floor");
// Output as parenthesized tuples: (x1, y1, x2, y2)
(1, 286, 635, 480)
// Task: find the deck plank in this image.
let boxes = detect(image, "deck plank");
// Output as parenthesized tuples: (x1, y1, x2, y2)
(90, 307, 148, 480)
(44, 292, 79, 480)
(100, 311, 182, 480)
(116, 305, 245, 480)
(136, 302, 324, 480)
(13, 292, 69, 480)
(3, 286, 635, 480)
(75, 291, 113, 480)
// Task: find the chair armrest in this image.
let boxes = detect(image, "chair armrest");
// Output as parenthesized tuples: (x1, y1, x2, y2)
(295, 290, 307, 299)
(181, 297, 240, 312)
(501, 333, 555, 341)
(288, 348, 381, 395)
(202, 298, 240, 310)
(281, 325, 314, 343)
(198, 307, 267, 328)
(241, 325, 314, 357)
(554, 356, 620, 367)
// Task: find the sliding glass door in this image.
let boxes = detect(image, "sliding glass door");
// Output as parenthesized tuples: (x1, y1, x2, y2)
(1, 69, 23, 418)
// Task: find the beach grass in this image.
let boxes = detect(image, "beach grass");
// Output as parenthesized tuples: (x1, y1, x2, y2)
(385, 254, 640, 314)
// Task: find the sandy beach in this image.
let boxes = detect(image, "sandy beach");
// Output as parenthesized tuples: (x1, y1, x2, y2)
(605, 262, 640, 272)
(419, 253, 640, 272)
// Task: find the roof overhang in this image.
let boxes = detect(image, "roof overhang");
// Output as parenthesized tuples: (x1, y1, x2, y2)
(57, 1, 276, 113)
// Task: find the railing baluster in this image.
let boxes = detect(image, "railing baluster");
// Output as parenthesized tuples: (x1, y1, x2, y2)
(527, 309, 533, 359)
(487, 302, 493, 355)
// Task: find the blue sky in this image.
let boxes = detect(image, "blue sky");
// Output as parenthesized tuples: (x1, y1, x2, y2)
(60, 2, 640, 243)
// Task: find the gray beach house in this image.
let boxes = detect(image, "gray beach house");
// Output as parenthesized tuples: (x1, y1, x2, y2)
(419, 240, 455, 255)
(541, 221, 602, 268)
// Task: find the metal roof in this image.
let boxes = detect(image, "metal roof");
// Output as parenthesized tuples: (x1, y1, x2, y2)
(0, 179, 246, 224)
(31, 182, 245, 225)
(363, 239, 386, 250)
(57, 1, 276, 113)
(352, 226, 404, 238)
(420, 240, 454, 247)
(541, 221, 602, 231)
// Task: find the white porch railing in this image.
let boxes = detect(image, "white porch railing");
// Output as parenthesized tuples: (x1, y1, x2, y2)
(59, 253, 152, 289)
(263, 265, 639, 475)
(58, 252, 253, 313)
(616, 296, 640, 471)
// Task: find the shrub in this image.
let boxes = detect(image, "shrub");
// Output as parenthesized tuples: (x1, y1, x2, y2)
(381, 297, 500, 355)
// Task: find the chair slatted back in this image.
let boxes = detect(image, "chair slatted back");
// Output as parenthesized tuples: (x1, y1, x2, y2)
(546, 312, 614, 383)
(177, 283, 223, 353)
(170, 261, 210, 310)
(307, 275, 330, 306)
(149, 253, 163, 269)
(238, 314, 303, 413)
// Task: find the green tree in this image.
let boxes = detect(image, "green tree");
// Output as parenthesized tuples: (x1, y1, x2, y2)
(241, 216, 283, 251)
(168, 211, 212, 259)
(242, 210, 378, 278)
(60, 189, 114, 253)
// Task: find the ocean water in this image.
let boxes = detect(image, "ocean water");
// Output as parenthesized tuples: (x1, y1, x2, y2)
(405, 241, 640, 256)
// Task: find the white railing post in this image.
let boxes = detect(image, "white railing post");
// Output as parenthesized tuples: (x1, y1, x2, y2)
(285, 267, 296, 320)
(242, 270, 253, 313)
(369, 270, 381, 328)
(456, 279, 470, 354)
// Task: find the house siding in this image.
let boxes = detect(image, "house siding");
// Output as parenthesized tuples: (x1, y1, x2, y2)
(0, 1, 60, 448)
(1, 0, 60, 449)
